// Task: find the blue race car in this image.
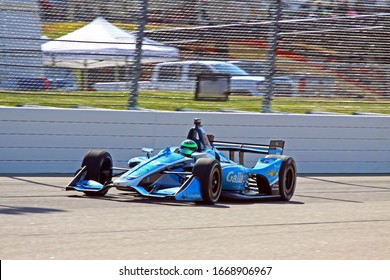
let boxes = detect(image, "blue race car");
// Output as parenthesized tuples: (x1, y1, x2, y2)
(66, 119, 297, 204)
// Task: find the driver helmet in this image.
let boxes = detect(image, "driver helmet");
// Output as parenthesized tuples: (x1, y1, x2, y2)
(180, 139, 198, 157)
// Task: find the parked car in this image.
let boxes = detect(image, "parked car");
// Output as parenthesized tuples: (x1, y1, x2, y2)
(227, 60, 266, 75)
(138, 60, 267, 96)
(44, 68, 78, 91)
(16, 78, 50, 91)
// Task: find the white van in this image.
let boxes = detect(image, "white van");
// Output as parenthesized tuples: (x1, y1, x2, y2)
(139, 60, 266, 96)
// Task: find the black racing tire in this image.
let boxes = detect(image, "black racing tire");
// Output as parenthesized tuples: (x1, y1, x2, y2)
(81, 150, 113, 196)
(266, 155, 297, 201)
(192, 158, 222, 205)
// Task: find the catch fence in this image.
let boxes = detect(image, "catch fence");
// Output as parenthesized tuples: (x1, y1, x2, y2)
(0, 0, 389, 114)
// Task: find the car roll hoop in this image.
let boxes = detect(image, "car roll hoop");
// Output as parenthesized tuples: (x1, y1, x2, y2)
(186, 118, 214, 152)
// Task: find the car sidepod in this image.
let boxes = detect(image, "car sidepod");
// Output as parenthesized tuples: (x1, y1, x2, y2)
(219, 156, 297, 201)
(220, 163, 248, 191)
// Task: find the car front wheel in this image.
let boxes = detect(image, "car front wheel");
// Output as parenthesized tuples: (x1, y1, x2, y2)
(192, 158, 222, 205)
(81, 150, 113, 196)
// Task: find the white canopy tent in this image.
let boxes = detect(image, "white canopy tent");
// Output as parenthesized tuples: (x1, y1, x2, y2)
(41, 17, 179, 69)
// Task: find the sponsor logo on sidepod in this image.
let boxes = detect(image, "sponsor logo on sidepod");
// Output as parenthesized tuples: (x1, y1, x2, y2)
(226, 171, 245, 183)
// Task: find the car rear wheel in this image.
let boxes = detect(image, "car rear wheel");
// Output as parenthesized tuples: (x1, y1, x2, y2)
(266, 155, 297, 201)
(81, 150, 113, 196)
(192, 158, 222, 205)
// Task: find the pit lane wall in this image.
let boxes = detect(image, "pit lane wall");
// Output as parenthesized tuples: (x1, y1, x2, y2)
(0, 106, 389, 174)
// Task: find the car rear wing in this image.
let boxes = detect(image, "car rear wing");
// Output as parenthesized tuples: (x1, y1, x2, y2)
(211, 139, 285, 165)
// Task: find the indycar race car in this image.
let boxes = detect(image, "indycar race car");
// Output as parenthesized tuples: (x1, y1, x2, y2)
(66, 119, 297, 204)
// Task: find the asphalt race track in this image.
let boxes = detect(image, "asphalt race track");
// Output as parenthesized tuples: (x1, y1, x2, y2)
(1, 175, 389, 260)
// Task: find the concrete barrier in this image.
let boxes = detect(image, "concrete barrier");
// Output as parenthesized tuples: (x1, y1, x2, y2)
(1, 106, 389, 174)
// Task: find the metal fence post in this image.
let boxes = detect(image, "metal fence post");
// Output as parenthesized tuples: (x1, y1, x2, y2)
(262, 0, 282, 113)
(385, 65, 390, 96)
(128, 0, 148, 110)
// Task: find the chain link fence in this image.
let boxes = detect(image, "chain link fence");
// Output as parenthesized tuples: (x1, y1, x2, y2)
(1, 0, 389, 113)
